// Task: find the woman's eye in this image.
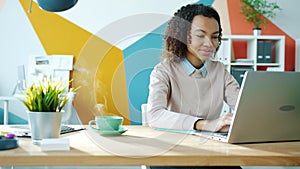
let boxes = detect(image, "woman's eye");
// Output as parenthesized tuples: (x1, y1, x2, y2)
(196, 35, 205, 38)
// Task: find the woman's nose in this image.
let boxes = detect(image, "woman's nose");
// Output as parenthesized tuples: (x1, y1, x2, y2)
(203, 37, 214, 47)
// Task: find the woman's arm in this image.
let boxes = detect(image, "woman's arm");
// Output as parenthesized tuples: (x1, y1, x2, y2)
(147, 66, 199, 130)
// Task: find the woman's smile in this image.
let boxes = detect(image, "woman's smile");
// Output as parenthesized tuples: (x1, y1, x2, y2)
(199, 48, 214, 57)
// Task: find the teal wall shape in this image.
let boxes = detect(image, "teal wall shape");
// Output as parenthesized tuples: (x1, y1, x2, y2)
(123, 23, 167, 125)
(196, 0, 214, 5)
(0, 109, 27, 124)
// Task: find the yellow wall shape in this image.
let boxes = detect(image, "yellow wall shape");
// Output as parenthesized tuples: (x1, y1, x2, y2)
(19, 0, 130, 124)
(19, 0, 90, 61)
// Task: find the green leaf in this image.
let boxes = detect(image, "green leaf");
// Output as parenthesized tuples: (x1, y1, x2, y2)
(240, 0, 281, 28)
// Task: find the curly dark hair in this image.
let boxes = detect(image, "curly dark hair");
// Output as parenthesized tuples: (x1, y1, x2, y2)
(162, 4, 222, 60)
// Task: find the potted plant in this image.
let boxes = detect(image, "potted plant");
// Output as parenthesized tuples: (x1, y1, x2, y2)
(240, 0, 281, 35)
(20, 76, 78, 144)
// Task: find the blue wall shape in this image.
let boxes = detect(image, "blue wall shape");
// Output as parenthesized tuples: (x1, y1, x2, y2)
(196, 0, 214, 5)
(123, 23, 167, 125)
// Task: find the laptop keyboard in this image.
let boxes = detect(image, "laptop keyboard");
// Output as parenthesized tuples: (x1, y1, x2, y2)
(216, 132, 228, 139)
(218, 132, 228, 136)
(60, 125, 85, 134)
(9, 125, 85, 137)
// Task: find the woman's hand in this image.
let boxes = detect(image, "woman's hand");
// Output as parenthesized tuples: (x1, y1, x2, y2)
(195, 112, 233, 132)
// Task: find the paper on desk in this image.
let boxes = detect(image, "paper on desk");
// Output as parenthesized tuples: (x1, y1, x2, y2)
(40, 138, 70, 151)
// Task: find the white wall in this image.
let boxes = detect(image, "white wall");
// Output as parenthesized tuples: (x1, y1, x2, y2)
(0, 0, 46, 120)
(268, 0, 300, 39)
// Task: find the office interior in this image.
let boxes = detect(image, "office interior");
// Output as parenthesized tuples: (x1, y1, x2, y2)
(0, 0, 299, 169)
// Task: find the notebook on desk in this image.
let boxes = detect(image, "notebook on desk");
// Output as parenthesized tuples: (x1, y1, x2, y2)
(194, 71, 300, 143)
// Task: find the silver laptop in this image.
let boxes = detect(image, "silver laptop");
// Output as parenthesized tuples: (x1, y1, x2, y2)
(195, 71, 300, 143)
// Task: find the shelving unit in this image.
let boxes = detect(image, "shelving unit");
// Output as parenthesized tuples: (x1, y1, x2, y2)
(216, 35, 285, 72)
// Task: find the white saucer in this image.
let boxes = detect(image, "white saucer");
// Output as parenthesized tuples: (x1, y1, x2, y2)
(91, 126, 128, 136)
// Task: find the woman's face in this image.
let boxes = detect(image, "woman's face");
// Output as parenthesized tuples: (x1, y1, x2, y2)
(186, 15, 220, 67)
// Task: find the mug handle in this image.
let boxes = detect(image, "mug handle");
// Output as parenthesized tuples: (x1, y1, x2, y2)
(89, 120, 97, 130)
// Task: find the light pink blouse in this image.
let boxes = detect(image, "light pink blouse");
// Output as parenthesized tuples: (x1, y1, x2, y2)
(147, 59, 240, 130)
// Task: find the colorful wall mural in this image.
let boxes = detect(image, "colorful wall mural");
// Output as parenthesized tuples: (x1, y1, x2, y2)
(0, 0, 296, 124)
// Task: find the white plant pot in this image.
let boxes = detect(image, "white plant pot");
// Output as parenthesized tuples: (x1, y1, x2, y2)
(27, 111, 62, 145)
(253, 28, 261, 36)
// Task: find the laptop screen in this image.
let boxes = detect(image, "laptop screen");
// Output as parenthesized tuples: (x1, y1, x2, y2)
(228, 71, 300, 143)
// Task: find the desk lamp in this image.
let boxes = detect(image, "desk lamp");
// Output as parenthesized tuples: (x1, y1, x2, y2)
(28, 0, 78, 13)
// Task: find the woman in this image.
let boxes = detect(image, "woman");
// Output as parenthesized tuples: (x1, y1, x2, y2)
(146, 3, 241, 169)
(147, 3, 240, 136)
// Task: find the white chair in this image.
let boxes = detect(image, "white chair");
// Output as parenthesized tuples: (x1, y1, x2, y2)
(0, 96, 17, 125)
(141, 103, 148, 126)
(141, 104, 151, 169)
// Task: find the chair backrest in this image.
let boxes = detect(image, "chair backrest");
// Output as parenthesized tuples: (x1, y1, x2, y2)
(12, 65, 27, 95)
(141, 103, 148, 126)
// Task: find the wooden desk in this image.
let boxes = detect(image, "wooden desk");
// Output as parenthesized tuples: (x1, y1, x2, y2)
(1, 125, 300, 166)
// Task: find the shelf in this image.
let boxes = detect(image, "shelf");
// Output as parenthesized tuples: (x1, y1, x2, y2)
(223, 35, 254, 40)
(230, 63, 254, 66)
(257, 63, 281, 67)
(217, 35, 285, 72)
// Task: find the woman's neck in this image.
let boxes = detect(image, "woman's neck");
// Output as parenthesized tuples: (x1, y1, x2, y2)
(185, 54, 204, 69)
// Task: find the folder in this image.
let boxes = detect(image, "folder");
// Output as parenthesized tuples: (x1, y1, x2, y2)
(263, 41, 273, 63)
(257, 41, 264, 63)
(231, 67, 254, 86)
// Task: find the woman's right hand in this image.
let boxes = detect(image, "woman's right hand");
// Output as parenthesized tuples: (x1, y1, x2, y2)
(195, 112, 233, 132)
